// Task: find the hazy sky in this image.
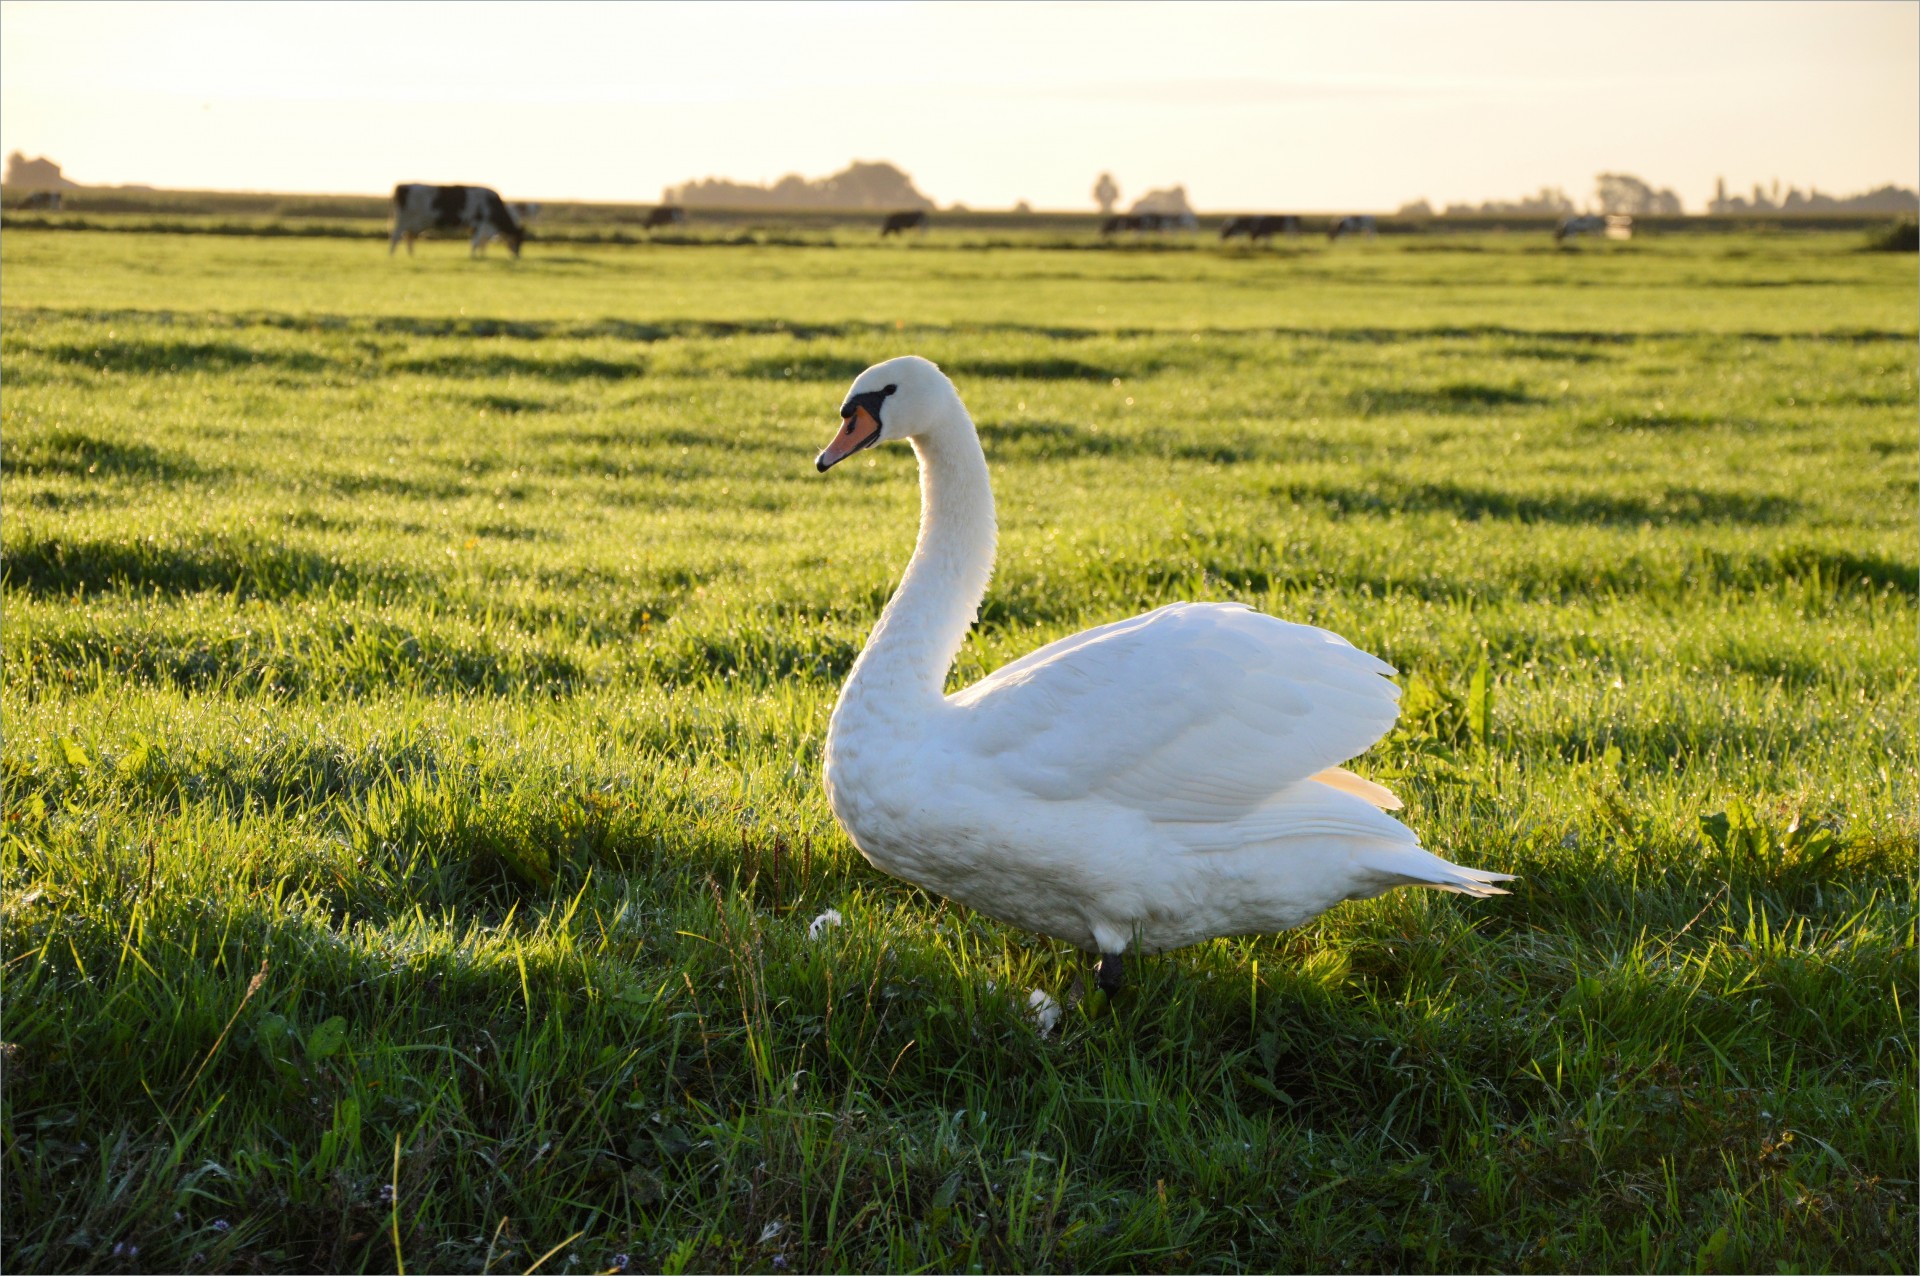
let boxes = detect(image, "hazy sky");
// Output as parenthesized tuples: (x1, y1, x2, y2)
(3, 1, 1915, 211)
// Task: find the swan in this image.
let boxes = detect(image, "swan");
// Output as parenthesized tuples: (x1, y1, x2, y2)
(814, 356, 1511, 993)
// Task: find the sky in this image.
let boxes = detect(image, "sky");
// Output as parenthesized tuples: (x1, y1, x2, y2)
(2, 0, 1915, 212)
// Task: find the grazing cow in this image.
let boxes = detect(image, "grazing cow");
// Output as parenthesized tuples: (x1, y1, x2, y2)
(643, 206, 686, 231)
(1220, 214, 1300, 243)
(1553, 214, 1606, 244)
(18, 191, 63, 211)
(389, 184, 527, 258)
(880, 210, 928, 237)
(1327, 215, 1377, 241)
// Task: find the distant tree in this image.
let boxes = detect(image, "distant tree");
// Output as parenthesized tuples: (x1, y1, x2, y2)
(1442, 187, 1575, 217)
(1715, 180, 1920, 215)
(1396, 199, 1435, 219)
(1595, 173, 1683, 216)
(1093, 172, 1119, 215)
(1013, 200, 1033, 214)
(664, 160, 935, 210)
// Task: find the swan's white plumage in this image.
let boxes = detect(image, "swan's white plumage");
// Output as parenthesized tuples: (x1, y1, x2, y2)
(818, 355, 1510, 959)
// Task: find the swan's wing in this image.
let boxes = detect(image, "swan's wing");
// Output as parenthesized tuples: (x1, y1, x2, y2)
(950, 602, 1401, 822)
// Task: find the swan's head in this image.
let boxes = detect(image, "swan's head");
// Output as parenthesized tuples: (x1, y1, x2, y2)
(816, 355, 966, 472)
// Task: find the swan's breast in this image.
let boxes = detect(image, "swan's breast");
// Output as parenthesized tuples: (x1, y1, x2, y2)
(824, 710, 1164, 950)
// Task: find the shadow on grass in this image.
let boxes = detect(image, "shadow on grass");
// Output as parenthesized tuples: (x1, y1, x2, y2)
(947, 356, 1149, 381)
(468, 392, 558, 415)
(1574, 411, 1731, 433)
(1351, 382, 1542, 414)
(984, 419, 1292, 465)
(4, 429, 208, 481)
(391, 352, 643, 381)
(10, 306, 1915, 348)
(36, 338, 330, 375)
(1282, 477, 1798, 526)
(1, 534, 389, 599)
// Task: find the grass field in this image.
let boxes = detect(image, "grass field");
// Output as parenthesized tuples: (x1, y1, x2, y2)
(2, 226, 1915, 1274)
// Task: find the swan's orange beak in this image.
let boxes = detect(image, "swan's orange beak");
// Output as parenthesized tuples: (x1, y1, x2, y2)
(816, 405, 882, 472)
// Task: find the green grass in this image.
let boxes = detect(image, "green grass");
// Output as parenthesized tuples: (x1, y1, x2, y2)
(2, 228, 1914, 1274)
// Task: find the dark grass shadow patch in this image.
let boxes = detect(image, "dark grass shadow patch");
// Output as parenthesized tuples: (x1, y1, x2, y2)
(3, 429, 205, 481)
(329, 471, 473, 500)
(34, 338, 331, 376)
(392, 353, 644, 381)
(1502, 343, 1611, 364)
(1283, 478, 1798, 527)
(469, 392, 558, 415)
(1747, 545, 1917, 595)
(983, 419, 1130, 461)
(1351, 382, 1542, 414)
(983, 421, 1327, 466)
(738, 355, 872, 382)
(19, 621, 585, 700)
(636, 625, 861, 688)
(470, 521, 557, 542)
(946, 356, 1147, 381)
(1815, 390, 1918, 408)
(1576, 411, 1730, 433)
(1, 535, 395, 599)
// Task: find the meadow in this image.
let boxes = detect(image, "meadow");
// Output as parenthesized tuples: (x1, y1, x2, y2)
(1, 225, 1914, 1274)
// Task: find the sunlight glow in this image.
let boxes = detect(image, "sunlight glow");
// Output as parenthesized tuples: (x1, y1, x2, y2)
(2, 0, 1914, 210)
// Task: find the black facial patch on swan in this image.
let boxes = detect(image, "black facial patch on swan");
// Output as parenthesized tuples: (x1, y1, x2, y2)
(839, 383, 898, 431)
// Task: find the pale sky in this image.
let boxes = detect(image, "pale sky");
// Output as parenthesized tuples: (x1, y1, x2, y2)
(2, 1, 1914, 212)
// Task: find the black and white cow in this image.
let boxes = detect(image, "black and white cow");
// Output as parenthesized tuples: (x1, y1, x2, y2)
(1220, 214, 1300, 243)
(880, 210, 928, 237)
(644, 206, 686, 231)
(1556, 213, 1633, 243)
(1553, 214, 1606, 244)
(1328, 214, 1377, 241)
(390, 184, 527, 258)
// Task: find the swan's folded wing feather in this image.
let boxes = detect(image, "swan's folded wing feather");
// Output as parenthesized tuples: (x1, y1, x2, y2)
(952, 602, 1400, 820)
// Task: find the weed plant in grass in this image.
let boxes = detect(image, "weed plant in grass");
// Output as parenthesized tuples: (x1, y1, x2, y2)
(2, 229, 1914, 1274)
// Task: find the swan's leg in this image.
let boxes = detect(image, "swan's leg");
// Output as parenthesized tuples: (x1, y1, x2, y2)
(1096, 952, 1126, 995)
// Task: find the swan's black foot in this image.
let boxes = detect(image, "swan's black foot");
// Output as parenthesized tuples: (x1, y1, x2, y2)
(1096, 952, 1126, 995)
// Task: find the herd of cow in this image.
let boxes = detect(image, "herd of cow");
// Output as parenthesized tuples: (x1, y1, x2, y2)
(381, 183, 1626, 258)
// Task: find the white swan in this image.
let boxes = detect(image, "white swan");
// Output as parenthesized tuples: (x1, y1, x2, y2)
(815, 356, 1511, 992)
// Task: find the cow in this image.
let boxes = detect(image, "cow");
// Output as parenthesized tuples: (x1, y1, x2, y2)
(644, 206, 686, 231)
(17, 191, 63, 211)
(1554, 214, 1606, 243)
(1328, 214, 1374, 241)
(389, 184, 527, 258)
(880, 210, 928, 237)
(1220, 214, 1300, 243)
(1328, 214, 1377, 241)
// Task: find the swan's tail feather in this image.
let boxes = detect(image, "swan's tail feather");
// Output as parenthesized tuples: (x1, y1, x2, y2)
(1311, 766, 1402, 810)
(1354, 845, 1515, 898)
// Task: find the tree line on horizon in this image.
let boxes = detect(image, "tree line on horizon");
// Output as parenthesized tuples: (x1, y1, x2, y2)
(1398, 172, 1919, 220)
(7, 151, 1917, 218)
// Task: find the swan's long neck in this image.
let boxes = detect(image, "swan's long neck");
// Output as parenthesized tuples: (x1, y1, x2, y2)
(845, 420, 996, 712)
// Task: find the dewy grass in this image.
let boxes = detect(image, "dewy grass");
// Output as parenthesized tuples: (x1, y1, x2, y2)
(2, 229, 1914, 1274)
